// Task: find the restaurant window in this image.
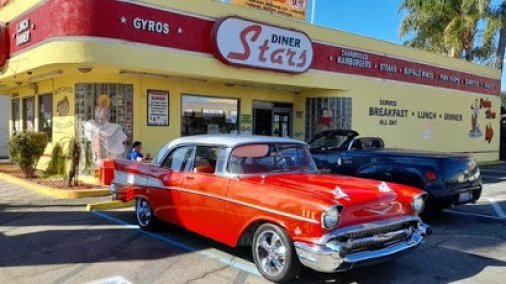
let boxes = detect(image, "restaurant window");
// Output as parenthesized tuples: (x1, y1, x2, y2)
(181, 95, 239, 136)
(23, 97, 35, 131)
(11, 98, 20, 135)
(39, 94, 53, 141)
(75, 83, 133, 174)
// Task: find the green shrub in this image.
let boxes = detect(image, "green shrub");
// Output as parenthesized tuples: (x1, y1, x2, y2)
(9, 132, 48, 178)
(44, 143, 66, 178)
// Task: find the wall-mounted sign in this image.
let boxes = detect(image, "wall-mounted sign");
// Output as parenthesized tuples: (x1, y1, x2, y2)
(147, 90, 169, 126)
(15, 18, 31, 46)
(212, 17, 313, 74)
(231, 0, 307, 20)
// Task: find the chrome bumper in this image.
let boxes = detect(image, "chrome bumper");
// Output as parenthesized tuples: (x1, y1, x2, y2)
(294, 218, 431, 273)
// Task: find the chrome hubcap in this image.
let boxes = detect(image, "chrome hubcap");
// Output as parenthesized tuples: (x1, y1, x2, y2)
(255, 230, 287, 277)
(136, 199, 151, 227)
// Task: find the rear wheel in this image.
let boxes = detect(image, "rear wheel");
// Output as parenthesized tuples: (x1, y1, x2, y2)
(252, 223, 301, 283)
(136, 198, 158, 231)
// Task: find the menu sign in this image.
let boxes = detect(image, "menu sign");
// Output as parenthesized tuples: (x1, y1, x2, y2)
(147, 90, 169, 126)
(314, 44, 499, 96)
(212, 17, 313, 74)
(231, 0, 307, 20)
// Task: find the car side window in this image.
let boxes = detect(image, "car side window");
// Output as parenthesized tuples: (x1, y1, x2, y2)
(310, 134, 344, 149)
(161, 146, 195, 172)
(192, 146, 220, 174)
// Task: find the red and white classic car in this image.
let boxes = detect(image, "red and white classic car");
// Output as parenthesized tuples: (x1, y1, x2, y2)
(111, 135, 431, 283)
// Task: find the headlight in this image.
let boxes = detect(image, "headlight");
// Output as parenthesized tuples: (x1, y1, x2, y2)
(321, 205, 341, 229)
(411, 195, 425, 215)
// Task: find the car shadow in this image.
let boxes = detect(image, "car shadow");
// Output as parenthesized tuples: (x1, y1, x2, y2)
(1, 204, 506, 283)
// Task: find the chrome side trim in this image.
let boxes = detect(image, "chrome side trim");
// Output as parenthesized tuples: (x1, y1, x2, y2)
(164, 186, 320, 224)
(113, 170, 319, 224)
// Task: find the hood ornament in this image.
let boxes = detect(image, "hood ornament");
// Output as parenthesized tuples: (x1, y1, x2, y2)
(335, 186, 350, 200)
(365, 203, 395, 215)
(378, 182, 393, 193)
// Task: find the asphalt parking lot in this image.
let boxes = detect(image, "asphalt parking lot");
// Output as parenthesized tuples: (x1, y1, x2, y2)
(1, 163, 506, 284)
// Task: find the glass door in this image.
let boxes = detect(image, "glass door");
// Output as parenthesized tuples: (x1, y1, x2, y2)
(273, 110, 291, 137)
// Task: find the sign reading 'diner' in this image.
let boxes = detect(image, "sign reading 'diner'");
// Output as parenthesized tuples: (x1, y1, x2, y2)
(212, 17, 313, 74)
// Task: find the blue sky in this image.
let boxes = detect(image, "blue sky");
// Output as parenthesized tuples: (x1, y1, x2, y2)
(308, 0, 505, 91)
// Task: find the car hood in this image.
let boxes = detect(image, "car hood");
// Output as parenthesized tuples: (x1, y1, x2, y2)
(240, 173, 416, 227)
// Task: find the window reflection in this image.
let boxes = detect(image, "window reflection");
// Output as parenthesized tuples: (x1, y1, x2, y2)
(39, 94, 53, 141)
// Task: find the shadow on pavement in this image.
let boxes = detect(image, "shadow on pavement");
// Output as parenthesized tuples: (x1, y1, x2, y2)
(1, 204, 506, 283)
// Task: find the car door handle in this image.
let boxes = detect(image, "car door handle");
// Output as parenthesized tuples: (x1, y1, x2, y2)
(343, 158, 352, 164)
(186, 176, 195, 180)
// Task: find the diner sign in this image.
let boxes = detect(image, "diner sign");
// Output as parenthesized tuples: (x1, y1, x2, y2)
(231, 0, 307, 20)
(212, 17, 313, 74)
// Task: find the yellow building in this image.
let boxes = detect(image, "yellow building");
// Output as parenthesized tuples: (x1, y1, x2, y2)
(0, 0, 502, 179)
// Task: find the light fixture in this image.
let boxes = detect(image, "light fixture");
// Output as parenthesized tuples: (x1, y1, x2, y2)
(118, 69, 207, 83)
(28, 69, 63, 82)
(15, 81, 22, 86)
(77, 67, 92, 73)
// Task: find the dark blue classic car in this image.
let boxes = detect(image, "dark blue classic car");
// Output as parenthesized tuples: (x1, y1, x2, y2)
(309, 130, 482, 211)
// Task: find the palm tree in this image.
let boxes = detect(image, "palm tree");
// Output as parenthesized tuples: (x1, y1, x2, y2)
(496, 1, 506, 70)
(400, 0, 502, 66)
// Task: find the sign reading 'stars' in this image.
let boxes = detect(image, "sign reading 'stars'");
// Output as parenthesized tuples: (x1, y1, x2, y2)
(212, 17, 313, 74)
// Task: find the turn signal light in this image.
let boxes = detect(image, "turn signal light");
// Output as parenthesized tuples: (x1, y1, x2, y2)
(425, 170, 437, 181)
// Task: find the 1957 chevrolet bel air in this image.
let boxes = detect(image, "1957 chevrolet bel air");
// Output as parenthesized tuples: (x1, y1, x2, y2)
(110, 135, 431, 283)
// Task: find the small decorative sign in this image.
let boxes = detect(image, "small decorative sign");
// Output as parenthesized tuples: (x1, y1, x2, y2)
(212, 17, 313, 74)
(147, 90, 169, 126)
(56, 96, 70, 116)
(240, 114, 252, 124)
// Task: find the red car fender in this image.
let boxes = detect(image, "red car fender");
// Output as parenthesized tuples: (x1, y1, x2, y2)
(234, 216, 291, 246)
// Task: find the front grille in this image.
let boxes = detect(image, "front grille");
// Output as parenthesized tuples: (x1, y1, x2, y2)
(336, 221, 414, 240)
(328, 220, 418, 255)
(344, 228, 412, 252)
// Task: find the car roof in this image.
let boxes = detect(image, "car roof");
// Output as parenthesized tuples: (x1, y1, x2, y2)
(152, 134, 307, 165)
(167, 134, 307, 148)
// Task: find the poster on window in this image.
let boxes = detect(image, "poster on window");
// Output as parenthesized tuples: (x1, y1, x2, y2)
(147, 90, 169, 126)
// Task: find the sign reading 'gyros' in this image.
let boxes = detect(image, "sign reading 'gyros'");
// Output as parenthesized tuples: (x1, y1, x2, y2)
(212, 17, 313, 74)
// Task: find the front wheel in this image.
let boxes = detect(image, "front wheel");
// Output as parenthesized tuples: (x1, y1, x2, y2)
(252, 223, 301, 283)
(136, 198, 159, 231)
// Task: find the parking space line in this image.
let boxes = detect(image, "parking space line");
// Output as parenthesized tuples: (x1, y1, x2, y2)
(488, 198, 506, 218)
(443, 209, 506, 220)
(91, 211, 261, 277)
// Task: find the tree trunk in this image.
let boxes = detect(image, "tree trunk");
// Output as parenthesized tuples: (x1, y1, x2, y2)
(496, 1, 506, 71)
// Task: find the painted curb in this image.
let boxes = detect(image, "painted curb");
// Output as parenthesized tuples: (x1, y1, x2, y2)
(86, 200, 135, 211)
(0, 173, 110, 199)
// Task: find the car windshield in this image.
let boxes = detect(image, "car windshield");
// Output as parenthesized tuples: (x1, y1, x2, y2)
(228, 143, 318, 175)
(308, 133, 350, 149)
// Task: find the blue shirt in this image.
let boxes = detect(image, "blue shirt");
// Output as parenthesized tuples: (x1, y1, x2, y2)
(130, 150, 144, 161)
